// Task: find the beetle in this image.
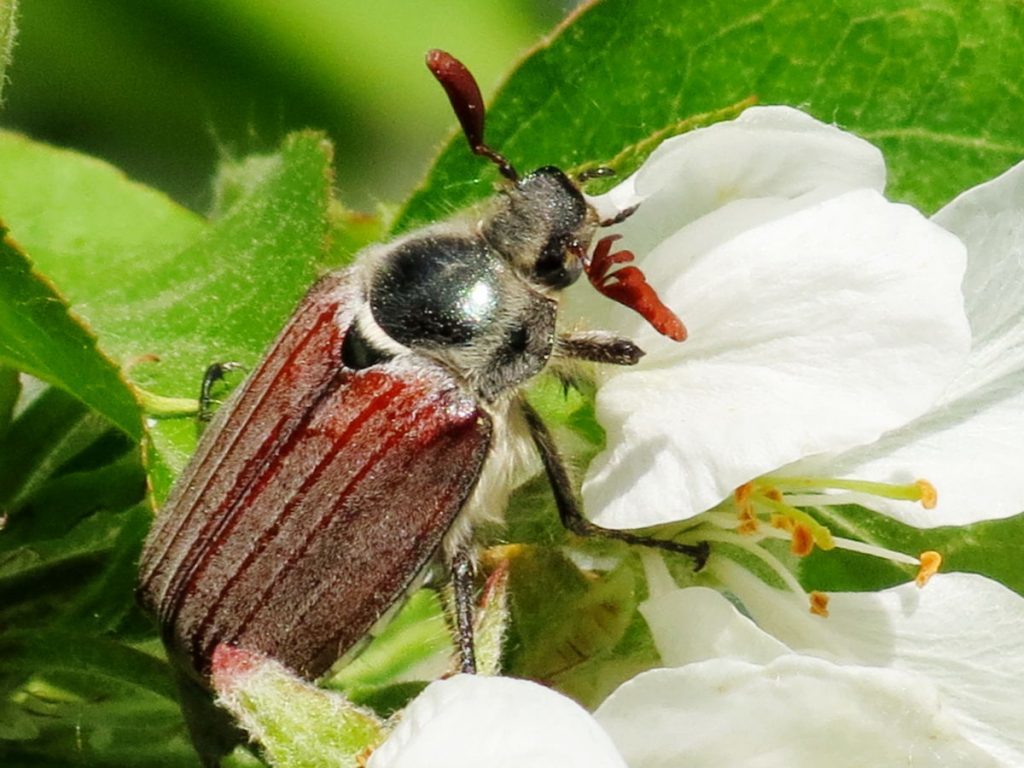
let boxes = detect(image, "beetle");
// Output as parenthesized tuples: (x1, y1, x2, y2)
(137, 50, 704, 688)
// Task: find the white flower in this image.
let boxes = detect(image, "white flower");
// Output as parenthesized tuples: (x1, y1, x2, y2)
(367, 675, 627, 768)
(362, 572, 1024, 768)
(567, 112, 1024, 765)
(570, 106, 970, 529)
(800, 160, 1024, 525)
(593, 558, 1024, 766)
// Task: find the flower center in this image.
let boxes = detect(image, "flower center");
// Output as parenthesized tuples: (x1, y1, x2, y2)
(683, 474, 941, 617)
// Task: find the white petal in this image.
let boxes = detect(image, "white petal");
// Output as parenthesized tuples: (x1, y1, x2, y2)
(640, 585, 789, 666)
(595, 656, 998, 767)
(574, 107, 886, 334)
(937, 160, 1024, 349)
(367, 675, 626, 768)
(731, 571, 1024, 766)
(586, 106, 886, 259)
(812, 160, 1024, 525)
(584, 189, 968, 527)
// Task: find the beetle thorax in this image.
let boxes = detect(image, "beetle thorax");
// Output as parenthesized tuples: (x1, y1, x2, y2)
(357, 167, 598, 402)
(364, 229, 553, 401)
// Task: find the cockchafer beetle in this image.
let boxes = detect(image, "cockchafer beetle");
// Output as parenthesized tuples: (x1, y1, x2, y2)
(137, 51, 702, 698)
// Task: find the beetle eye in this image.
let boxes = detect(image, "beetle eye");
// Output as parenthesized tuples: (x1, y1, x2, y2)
(533, 235, 583, 289)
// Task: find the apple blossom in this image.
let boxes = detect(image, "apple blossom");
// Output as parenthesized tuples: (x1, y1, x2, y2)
(208, 112, 1024, 768)
(571, 105, 970, 533)
(367, 675, 627, 768)
(578, 146, 1024, 766)
(798, 159, 1024, 526)
(593, 556, 1023, 766)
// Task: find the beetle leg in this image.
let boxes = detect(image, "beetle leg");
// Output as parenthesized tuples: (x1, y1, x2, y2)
(554, 330, 645, 366)
(198, 362, 245, 423)
(597, 203, 639, 228)
(451, 548, 478, 674)
(519, 397, 709, 568)
(576, 166, 616, 184)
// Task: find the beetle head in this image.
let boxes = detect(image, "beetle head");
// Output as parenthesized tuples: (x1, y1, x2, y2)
(425, 51, 597, 292)
(482, 165, 594, 291)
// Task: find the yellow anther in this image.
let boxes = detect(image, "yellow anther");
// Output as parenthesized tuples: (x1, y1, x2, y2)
(758, 494, 835, 551)
(735, 482, 754, 510)
(791, 524, 815, 557)
(714, 473, 941, 623)
(737, 513, 759, 535)
(734, 483, 760, 533)
(809, 591, 830, 617)
(916, 550, 942, 587)
(915, 480, 937, 509)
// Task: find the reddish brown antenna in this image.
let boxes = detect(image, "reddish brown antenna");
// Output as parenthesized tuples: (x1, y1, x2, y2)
(585, 235, 688, 342)
(426, 49, 519, 182)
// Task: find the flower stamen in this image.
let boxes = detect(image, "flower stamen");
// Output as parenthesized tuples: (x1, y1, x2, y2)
(705, 473, 944, 619)
(915, 480, 938, 509)
(762, 475, 938, 507)
(809, 591, 830, 618)
(698, 529, 810, 599)
(828, 535, 919, 564)
(790, 524, 814, 557)
(742, 481, 835, 552)
(916, 550, 942, 587)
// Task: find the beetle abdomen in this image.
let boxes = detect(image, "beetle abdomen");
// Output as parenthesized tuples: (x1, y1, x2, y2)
(139, 270, 493, 680)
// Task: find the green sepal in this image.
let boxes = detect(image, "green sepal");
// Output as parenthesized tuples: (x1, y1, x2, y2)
(212, 646, 388, 768)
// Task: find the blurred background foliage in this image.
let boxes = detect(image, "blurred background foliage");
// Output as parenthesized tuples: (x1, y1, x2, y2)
(2, 0, 574, 210)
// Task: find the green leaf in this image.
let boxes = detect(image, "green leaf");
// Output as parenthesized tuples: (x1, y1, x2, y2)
(803, 505, 1024, 597)
(328, 589, 452, 696)
(0, 0, 15, 106)
(0, 131, 205, 287)
(0, 627, 191, 766)
(0, 229, 141, 438)
(327, 201, 388, 269)
(0, 384, 171, 762)
(397, 0, 1024, 232)
(0, 631, 177, 701)
(0, 130, 335, 493)
(0, 508, 139, 629)
(0, 385, 127, 511)
(0, 386, 147, 632)
(0, 670, 193, 768)
(0, 365, 19, 439)
(503, 546, 640, 705)
(1, 450, 144, 548)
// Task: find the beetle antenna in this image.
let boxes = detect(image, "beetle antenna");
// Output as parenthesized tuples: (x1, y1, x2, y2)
(426, 49, 519, 182)
(576, 166, 616, 183)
